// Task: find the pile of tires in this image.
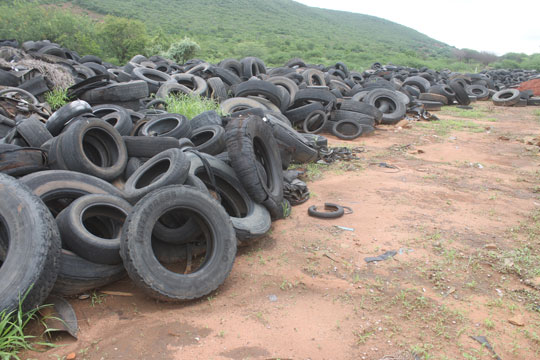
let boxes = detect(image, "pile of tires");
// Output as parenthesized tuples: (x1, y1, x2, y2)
(2, 40, 540, 311)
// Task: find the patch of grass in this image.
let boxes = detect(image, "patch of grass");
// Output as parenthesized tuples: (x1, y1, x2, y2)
(165, 93, 223, 119)
(533, 109, 540, 117)
(440, 107, 488, 119)
(414, 119, 485, 136)
(289, 162, 327, 181)
(44, 88, 69, 111)
(0, 292, 56, 359)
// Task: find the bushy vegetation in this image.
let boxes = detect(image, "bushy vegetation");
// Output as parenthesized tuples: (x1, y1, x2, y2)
(1, 0, 538, 72)
(165, 94, 223, 119)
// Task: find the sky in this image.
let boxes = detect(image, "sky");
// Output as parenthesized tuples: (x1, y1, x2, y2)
(294, 0, 540, 55)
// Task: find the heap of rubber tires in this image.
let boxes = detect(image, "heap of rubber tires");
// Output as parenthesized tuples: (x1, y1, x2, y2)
(1, 40, 540, 313)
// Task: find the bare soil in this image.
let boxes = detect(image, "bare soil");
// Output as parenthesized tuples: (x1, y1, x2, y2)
(30, 102, 540, 360)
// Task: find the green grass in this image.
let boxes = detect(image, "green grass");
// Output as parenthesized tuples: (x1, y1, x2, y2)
(439, 107, 497, 122)
(414, 119, 485, 136)
(44, 88, 69, 111)
(165, 93, 223, 119)
(533, 109, 540, 117)
(0, 293, 56, 360)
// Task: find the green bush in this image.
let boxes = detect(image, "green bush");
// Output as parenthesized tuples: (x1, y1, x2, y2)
(165, 37, 200, 64)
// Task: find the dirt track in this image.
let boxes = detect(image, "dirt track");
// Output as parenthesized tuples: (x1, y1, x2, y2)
(32, 102, 540, 360)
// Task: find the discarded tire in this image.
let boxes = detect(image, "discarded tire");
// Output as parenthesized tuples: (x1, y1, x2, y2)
(120, 185, 237, 301)
(0, 173, 61, 312)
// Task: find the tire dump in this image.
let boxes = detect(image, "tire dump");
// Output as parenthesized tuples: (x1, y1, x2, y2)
(0, 39, 539, 334)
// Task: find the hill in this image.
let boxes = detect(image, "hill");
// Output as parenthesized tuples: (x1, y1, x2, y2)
(48, 0, 458, 69)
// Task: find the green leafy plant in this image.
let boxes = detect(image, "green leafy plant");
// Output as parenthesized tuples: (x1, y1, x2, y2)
(165, 37, 200, 64)
(165, 93, 223, 119)
(44, 88, 69, 111)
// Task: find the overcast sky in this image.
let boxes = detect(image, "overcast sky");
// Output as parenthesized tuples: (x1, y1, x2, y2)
(294, 0, 540, 55)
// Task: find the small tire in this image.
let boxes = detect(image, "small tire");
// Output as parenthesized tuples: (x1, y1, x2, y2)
(123, 148, 191, 204)
(56, 194, 132, 265)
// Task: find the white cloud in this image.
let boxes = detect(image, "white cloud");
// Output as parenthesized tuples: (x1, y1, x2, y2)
(294, 0, 540, 55)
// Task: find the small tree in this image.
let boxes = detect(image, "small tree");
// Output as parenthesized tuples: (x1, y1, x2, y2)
(166, 37, 200, 64)
(98, 16, 148, 64)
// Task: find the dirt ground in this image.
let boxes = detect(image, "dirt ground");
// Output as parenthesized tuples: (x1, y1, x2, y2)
(29, 102, 540, 360)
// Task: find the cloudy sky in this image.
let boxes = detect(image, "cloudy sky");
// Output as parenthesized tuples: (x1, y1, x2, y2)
(294, 0, 540, 55)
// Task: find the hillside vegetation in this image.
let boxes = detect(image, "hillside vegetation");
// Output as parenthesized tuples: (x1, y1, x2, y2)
(1, 0, 539, 71)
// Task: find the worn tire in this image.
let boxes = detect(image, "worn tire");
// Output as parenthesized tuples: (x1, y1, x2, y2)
(52, 249, 125, 296)
(225, 116, 285, 219)
(0, 173, 61, 312)
(56, 194, 131, 265)
(120, 185, 237, 301)
(123, 148, 190, 204)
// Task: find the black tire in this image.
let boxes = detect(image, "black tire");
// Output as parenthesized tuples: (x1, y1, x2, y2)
(284, 102, 325, 125)
(51, 119, 128, 181)
(186, 152, 271, 242)
(428, 84, 456, 103)
(93, 104, 133, 136)
(449, 80, 471, 105)
(56, 194, 131, 265)
(363, 89, 406, 125)
(120, 185, 237, 301)
(124, 157, 145, 179)
(308, 203, 344, 219)
(225, 116, 285, 219)
(131, 68, 171, 93)
(402, 76, 431, 93)
(0, 69, 20, 87)
(0, 87, 38, 105)
(292, 88, 336, 107)
(16, 117, 53, 148)
(302, 69, 326, 86)
(465, 85, 489, 100)
(240, 57, 266, 80)
(220, 97, 267, 114)
(302, 110, 327, 134)
(20, 170, 126, 217)
(418, 93, 449, 105)
(190, 110, 223, 130)
(0, 147, 47, 176)
(155, 81, 191, 99)
(123, 136, 180, 158)
(492, 89, 520, 106)
(80, 81, 149, 104)
(206, 77, 228, 102)
(267, 76, 298, 106)
(170, 74, 208, 96)
(330, 110, 375, 126)
(265, 114, 318, 164)
(331, 120, 363, 140)
(52, 249, 125, 296)
(46, 100, 92, 136)
(0, 173, 61, 312)
(189, 125, 226, 155)
(140, 113, 192, 139)
(123, 148, 190, 204)
(208, 66, 242, 86)
(234, 80, 283, 110)
(337, 100, 383, 124)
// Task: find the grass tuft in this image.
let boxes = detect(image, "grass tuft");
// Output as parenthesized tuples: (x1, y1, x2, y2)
(0, 291, 56, 359)
(165, 94, 224, 119)
(44, 88, 69, 111)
